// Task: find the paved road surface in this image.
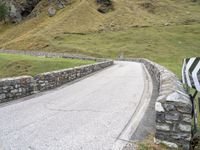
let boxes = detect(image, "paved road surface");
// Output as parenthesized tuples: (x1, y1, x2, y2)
(0, 61, 153, 150)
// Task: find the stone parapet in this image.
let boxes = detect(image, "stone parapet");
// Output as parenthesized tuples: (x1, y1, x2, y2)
(119, 58, 192, 150)
(0, 61, 113, 103)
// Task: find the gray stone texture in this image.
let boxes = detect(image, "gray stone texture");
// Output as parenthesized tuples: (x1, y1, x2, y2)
(0, 61, 113, 103)
(0, 76, 35, 103)
(118, 58, 192, 150)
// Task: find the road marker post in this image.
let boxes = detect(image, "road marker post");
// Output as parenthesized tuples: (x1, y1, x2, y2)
(182, 57, 200, 135)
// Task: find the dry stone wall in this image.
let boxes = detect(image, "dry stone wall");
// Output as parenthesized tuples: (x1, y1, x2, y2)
(0, 49, 102, 61)
(119, 58, 192, 150)
(0, 61, 113, 103)
(0, 76, 36, 103)
(34, 61, 113, 91)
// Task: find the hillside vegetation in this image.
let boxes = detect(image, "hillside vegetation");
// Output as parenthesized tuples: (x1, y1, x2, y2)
(0, 0, 200, 52)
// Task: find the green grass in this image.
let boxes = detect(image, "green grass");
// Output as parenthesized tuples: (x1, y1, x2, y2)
(0, 53, 95, 78)
(50, 24, 200, 77)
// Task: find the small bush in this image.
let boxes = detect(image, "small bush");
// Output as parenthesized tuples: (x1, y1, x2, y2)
(0, 3, 8, 23)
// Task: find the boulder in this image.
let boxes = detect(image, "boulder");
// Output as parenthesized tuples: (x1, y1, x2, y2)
(9, 2, 22, 23)
(96, 0, 113, 13)
(48, 7, 56, 17)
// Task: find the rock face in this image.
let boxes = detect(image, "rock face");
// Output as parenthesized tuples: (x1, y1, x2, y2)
(21, 0, 41, 17)
(0, 0, 41, 23)
(9, 1, 22, 23)
(96, 0, 113, 13)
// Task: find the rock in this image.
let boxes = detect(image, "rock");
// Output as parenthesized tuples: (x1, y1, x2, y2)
(11, 89, 18, 94)
(156, 124, 170, 131)
(163, 103, 176, 111)
(155, 102, 165, 112)
(179, 124, 191, 132)
(0, 0, 41, 23)
(97, 0, 113, 13)
(0, 94, 6, 100)
(9, 2, 22, 23)
(57, 0, 65, 9)
(171, 133, 191, 141)
(48, 7, 56, 17)
(165, 113, 180, 121)
(154, 138, 178, 148)
(166, 92, 191, 106)
(182, 114, 192, 123)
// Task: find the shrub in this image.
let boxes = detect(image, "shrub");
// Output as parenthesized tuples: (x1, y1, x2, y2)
(0, 3, 8, 23)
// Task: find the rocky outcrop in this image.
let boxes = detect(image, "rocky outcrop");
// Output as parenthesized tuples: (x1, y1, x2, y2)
(96, 0, 113, 13)
(0, 0, 70, 23)
(0, 0, 41, 23)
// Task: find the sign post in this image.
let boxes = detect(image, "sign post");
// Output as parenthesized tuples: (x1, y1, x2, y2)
(182, 57, 200, 134)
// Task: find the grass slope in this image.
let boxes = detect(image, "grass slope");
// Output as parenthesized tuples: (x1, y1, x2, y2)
(45, 24, 200, 77)
(0, 0, 200, 50)
(0, 53, 95, 78)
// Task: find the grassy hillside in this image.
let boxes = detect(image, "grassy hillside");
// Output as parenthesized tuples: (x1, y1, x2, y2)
(0, 53, 95, 78)
(2, 24, 199, 77)
(0, 0, 200, 51)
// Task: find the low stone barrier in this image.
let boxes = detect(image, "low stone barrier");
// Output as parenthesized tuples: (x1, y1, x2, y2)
(0, 76, 36, 103)
(0, 61, 113, 103)
(34, 61, 113, 91)
(0, 49, 103, 61)
(119, 58, 192, 150)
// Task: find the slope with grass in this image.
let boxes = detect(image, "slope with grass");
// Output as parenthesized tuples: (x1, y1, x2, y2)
(0, 53, 95, 78)
(0, 0, 200, 51)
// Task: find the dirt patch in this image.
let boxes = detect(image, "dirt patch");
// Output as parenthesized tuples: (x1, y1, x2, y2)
(138, 0, 156, 13)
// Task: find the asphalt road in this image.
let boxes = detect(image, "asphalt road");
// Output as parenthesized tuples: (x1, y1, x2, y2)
(0, 61, 153, 150)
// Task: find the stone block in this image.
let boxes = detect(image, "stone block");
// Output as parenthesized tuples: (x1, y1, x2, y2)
(156, 124, 170, 131)
(0, 94, 6, 100)
(10, 89, 18, 94)
(163, 103, 176, 111)
(165, 113, 180, 121)
(182, 114, 192, 123)
(156, 112, 165, 122)
(155, 102, 165, 112)
(179, 124, 191, 132)
(154, 138, 178, 149)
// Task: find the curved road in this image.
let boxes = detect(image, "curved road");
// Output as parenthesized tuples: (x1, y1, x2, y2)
(0, 61, 153, 150)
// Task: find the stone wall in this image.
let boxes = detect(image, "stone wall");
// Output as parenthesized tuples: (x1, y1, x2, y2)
(34, 61, 113, 91)
(0, 49, 102, 61)
(0, 76, 36, 103)
(0, 61, 113, 103)
(119, 58, 192, 150)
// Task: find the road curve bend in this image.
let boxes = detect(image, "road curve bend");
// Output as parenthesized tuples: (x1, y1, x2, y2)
(0, 61, 153, 150)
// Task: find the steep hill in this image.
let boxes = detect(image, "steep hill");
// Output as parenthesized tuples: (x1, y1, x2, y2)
(0, 0, 200, 53)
